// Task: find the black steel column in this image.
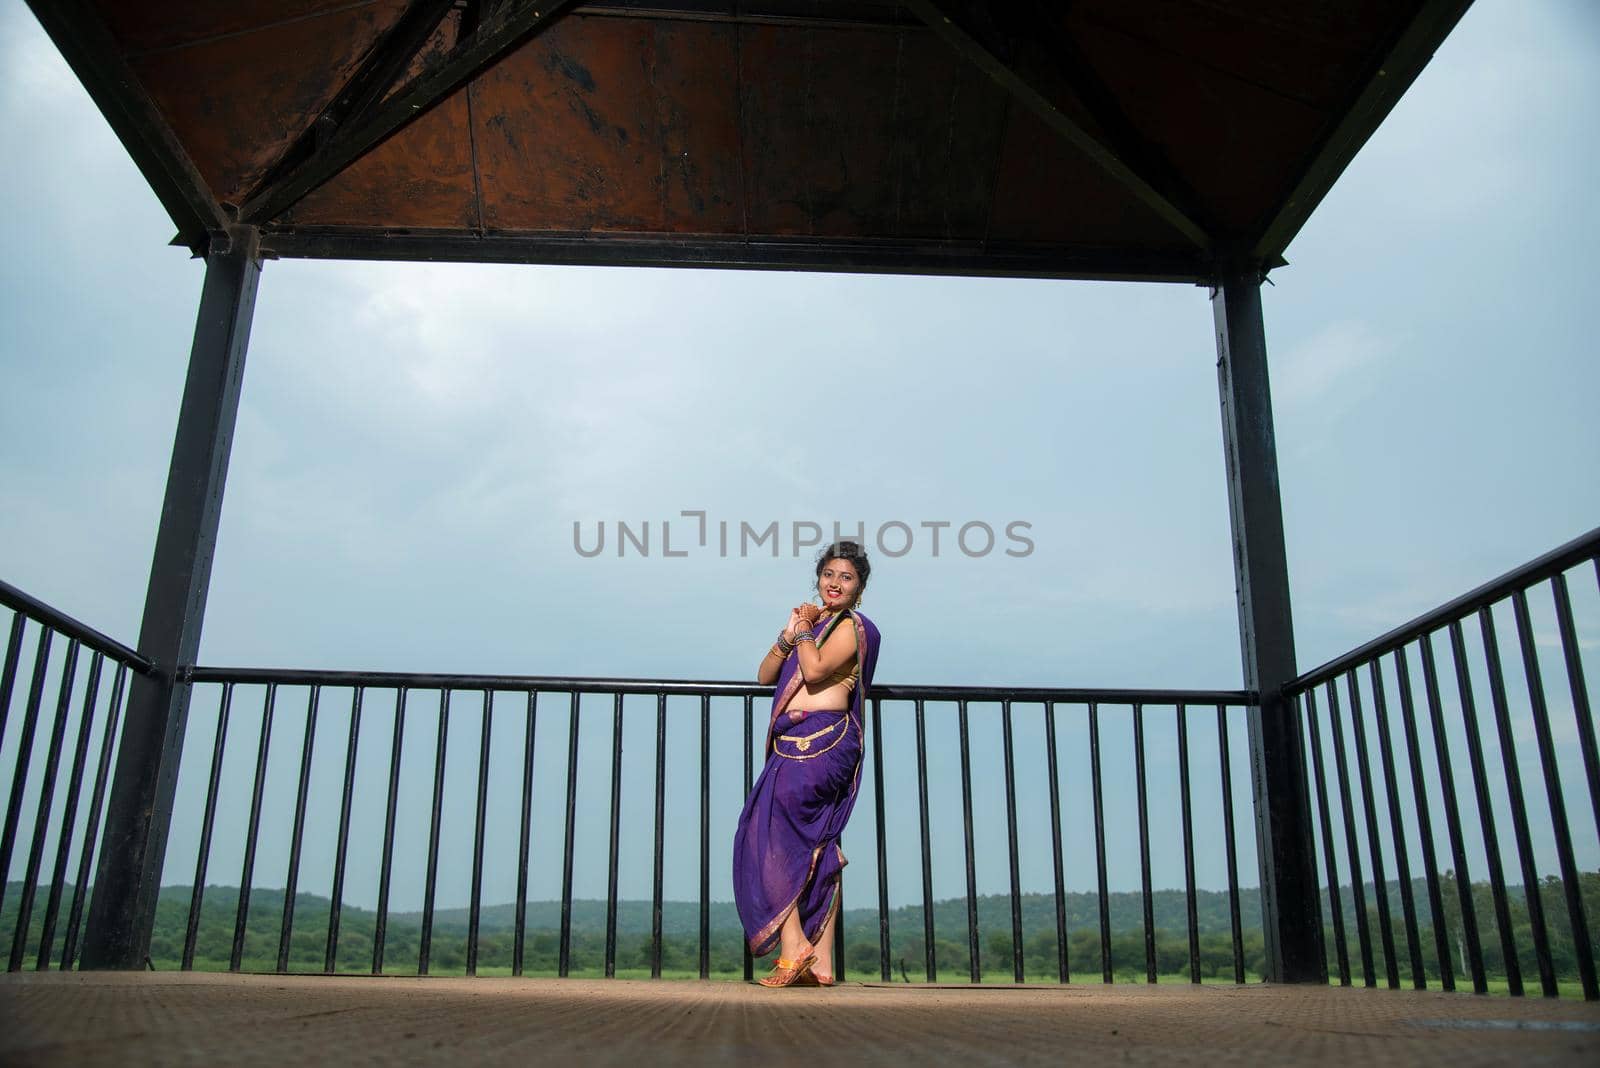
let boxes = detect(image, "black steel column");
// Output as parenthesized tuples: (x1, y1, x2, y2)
(81, 226, 262, 969)
(1212, 266, 1322, 983)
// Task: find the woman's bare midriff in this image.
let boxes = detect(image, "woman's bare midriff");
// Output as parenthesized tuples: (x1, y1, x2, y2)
(774, 674, 854, 718)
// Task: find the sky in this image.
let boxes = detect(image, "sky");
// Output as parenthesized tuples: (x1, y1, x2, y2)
(2, 1, 1598, 930)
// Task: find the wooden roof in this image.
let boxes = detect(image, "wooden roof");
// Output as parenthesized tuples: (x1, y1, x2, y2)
(32, 0, 1471, 281)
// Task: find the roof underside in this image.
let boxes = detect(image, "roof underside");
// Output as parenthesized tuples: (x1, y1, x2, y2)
(32, 0, 1471, 281)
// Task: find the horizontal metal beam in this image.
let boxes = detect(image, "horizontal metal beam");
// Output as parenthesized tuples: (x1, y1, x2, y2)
(24, 0, 226, 252)
(1292, 523, 1600, 693)
(259, 227, 1217, 282)
(185, 664, 1251, 706)
(903, 0, 1212, 251)
(1253, 0, 1474, 260)
(240, 0, 579, 224)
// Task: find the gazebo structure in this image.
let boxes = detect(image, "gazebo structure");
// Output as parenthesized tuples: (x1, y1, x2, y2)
(11, 0, 1594, 1001)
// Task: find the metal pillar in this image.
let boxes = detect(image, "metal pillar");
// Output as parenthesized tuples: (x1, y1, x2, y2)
(1212, 265, 1324, 983)
(81, 226, 261, 968)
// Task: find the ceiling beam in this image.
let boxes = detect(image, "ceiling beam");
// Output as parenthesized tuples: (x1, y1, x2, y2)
(903, 0, 1212, 251)
(258, 226, 1220, 283)
(25, 0, 226, 253)
(1252, 0, 1474, 261)
(239, 0, 580, 225)
(240, 0, 458, 212)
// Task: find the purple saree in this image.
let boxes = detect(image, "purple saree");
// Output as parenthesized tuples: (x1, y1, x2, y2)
(733, 609, 882, 956)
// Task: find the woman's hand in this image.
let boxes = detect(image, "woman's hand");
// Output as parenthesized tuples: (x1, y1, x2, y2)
(794, 603, 822, 627)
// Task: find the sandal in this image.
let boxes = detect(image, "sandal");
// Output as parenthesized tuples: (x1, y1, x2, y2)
(796, 968, 835, 987)
(757, 954, 817, 988)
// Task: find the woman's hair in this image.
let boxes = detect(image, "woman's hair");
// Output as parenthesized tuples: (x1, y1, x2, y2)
(814, 540, 871, 593)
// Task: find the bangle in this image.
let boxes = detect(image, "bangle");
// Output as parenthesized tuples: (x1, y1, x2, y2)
(794, 630, 816, 644)
(769, 643, 788, 659)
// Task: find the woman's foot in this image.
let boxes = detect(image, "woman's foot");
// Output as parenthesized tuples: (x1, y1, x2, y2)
(796, 965, 835, 987)
(757, 952, 816, 988)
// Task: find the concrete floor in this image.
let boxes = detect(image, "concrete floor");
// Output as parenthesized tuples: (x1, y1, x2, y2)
(3, 971, 1599, 1066)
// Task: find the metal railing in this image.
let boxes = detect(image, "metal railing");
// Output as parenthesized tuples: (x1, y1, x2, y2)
(6, 525, 1593, 995)
(1288, 526, 1600, 1000)
(163, 669, 1259, 984)
(0, 579, 150, 971)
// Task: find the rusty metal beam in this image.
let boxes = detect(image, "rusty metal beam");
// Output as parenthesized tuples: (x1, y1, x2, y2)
(24, 0, 226, 253)
(903, 0, 1212, 251)
(1252, 0, 1474, 260)
(241, 0, 458, 211)
(258, 226, 1219, 282)
(239, 0, 580, 224)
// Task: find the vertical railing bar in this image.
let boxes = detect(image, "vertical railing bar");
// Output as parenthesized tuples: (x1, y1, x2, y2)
(38, 652, 104, 970)
(652, 692, 667, 980)
(514, 691, 538, 977)
(914, 697, 935, 981)
(872, 695, 891, 982)
(325, 686, 363, 975)
(63, 662, 126, 971)
(232, 683, 277, 973)
(558, 690, 580, 978)
(1001, 699, 1024, 983)
(1551, 573, 1600, 850)
(184, 683, 233, 971)
(1446, 621, 1517, 993)
(468, 689, 493, 977)
(12, 639, 79, 971)
(418, 689, 451, 976)
(1367, 659, 1424, 989)
(1511, 589, 1598, 1001)
(1089, 702, 1111, 984)
(834, 881, 846, 985)
(698, 693, 710, 980)
(1393, 646, 1453, 991)
(1326, 678, 1375, 986)
(1478, 606, 1555, 996)
(605, 692, 624, 979)
(1344, 669, 1399, 989)
(1422, 631, 1487, 993)
(742, 694, 754, 982)
(957, 699, 979, 982)
(1303, 689, 1349, 986)
(372, 688, 406, 975)
(277, 684, 321, 974)
(0, 613, 26, 745)
(1216, 705, 1245, 984)
(1133, 703, 1155, 984)
(1177, 703, 1200, 984)
(0, 627, 53, 924)
(1044, 702, 1069, 984)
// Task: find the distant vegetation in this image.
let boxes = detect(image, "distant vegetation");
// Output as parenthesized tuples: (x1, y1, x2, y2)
(3, 872, 1594, 987)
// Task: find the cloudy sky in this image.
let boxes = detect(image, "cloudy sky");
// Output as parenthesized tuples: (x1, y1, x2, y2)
(2, 1, 1597, 931)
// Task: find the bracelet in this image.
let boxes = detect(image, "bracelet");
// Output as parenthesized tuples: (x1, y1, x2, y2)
(794, 630, 816, 643)
(769, 642, 789, 659)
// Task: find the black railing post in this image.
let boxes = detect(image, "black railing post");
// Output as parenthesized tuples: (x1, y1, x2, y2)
(81, 225, 261, 969)
(1211, 265, 1322, 983)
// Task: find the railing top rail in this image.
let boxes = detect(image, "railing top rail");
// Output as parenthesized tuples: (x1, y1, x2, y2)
(0, 577, 154, 674)
(184, 664, 1251, 706)
(1290, 523, 1600, 693)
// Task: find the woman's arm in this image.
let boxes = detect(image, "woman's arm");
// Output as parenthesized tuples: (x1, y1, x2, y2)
(793, 616, 857, 683)
(756, 607, 808, 684)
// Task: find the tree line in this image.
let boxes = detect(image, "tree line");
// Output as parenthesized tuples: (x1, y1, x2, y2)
(3, 871, 1594, 984)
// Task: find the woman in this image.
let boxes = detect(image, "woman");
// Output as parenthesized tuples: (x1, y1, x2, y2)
(733, 540, 882, 988)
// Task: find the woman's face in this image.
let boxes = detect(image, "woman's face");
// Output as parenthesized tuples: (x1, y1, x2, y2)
(816, 558, 861, 612)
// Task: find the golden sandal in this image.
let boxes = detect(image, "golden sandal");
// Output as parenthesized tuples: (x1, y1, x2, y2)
(757, 954, 817, 988)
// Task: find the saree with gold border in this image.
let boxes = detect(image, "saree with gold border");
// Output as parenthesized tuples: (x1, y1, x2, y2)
(732, 608, 882, 956)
